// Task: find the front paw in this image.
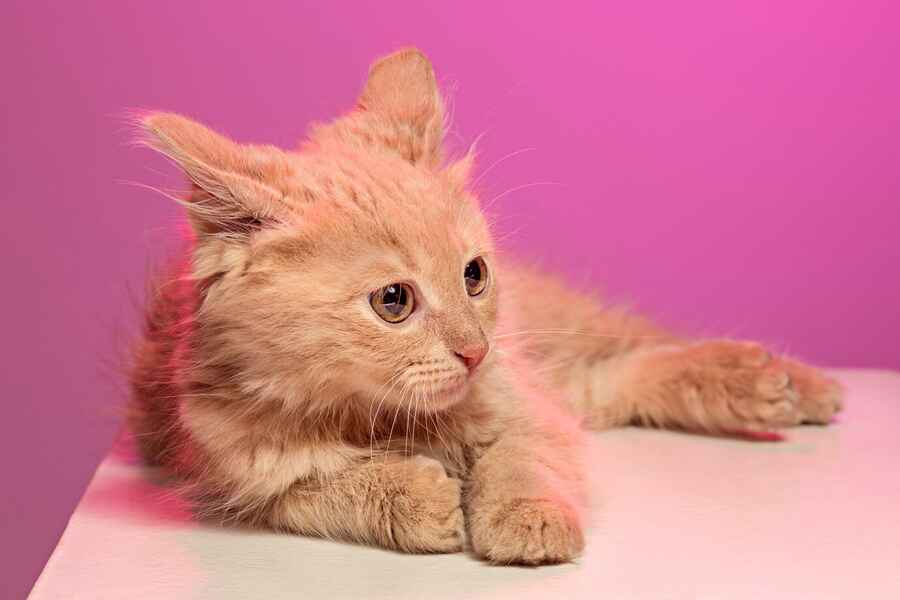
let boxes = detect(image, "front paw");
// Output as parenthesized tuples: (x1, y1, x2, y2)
(470, 497, 584, 565)
(388, 456, 464, 553)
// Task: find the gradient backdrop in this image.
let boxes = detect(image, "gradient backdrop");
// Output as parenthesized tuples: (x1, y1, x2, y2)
(2, 2, 898, 597)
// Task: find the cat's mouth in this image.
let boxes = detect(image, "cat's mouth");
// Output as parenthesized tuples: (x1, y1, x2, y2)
(419, 374, 469, 410)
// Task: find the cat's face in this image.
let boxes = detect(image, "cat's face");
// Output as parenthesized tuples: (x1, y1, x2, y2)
(142, 49, 497, 414)
(227, 150, 498, 413)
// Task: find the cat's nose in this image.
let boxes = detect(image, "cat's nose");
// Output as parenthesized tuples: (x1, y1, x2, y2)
(454, 343, 488, 372)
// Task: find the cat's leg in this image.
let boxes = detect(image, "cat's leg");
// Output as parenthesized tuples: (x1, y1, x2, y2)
(579, 340, 844, 433)
(504, 263, 842, 433)
(265, 454, 465, 553)
(463, 394, 587, 565)
(182, 396, 465, 553)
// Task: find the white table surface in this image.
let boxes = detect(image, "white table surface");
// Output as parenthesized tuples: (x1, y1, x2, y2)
(30, 369, 900, 599)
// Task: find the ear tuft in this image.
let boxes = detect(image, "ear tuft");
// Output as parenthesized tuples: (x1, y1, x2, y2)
(139, 112, 237, 174)
(137, 112, 297, 237)
(444, 152, 476, 191)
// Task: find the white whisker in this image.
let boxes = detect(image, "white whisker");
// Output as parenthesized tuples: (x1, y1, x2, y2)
(471, 147, 536, 189)
(494, 328, 666, 341)
(369, 370, 405, 458)
(483, 181, 563, 211)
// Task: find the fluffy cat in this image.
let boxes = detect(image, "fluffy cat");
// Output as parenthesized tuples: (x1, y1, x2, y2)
(129, 48, 843, 565)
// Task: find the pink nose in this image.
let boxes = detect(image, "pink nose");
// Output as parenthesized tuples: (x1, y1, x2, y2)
(455, 344, 488, 372)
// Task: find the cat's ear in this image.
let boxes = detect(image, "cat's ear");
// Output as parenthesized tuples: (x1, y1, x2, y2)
(443, 151, 476, 192)
(356, 48, 446, 167)
(139, 112, 297, 237)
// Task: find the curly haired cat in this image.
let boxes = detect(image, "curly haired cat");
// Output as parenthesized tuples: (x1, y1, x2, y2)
(129, 48, 843, 565)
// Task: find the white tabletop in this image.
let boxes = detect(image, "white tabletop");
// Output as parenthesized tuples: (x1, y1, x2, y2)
(31, 369, 900, 599)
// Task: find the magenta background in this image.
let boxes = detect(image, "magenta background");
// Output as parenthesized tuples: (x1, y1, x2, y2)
(2, 1, 899, 597)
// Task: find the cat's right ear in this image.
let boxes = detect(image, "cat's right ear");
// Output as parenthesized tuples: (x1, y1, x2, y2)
(138, 112, 298, 237)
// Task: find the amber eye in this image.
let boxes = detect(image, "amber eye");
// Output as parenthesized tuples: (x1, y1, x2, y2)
(370, 283, 415, 323)
(464, 257, 489, 296)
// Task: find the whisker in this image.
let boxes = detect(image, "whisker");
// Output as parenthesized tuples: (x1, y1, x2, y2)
(490, 224, 527, 246)
(471, 147, 536, 189)
(385, 382, 410, 457)
(426, 377, 439, 448)
(483, 181, 564, 211)
(411, 386, 422, 454)
(369, 370, 405, 458)
(404, 383, 417, 455)
(494, 328, 667, 341)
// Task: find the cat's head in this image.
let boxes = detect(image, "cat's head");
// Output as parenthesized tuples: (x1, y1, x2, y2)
(140, 49, 497, 414)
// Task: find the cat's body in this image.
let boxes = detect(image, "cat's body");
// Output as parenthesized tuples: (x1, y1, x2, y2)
(129, 48, 842, 565)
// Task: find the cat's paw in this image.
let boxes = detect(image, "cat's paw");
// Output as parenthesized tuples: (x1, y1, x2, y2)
(388, 456, 464, 553)
(676, 341, 843, 431)
(470, 497, 584, 565)
(780, 358, 844, 424)
(724, 352, 802, 430)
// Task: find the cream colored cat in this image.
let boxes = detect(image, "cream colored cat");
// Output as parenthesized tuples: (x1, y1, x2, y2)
(129, 48, 843, 565)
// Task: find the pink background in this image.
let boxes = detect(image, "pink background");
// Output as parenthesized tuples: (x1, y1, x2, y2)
(2, 2, 898, 597)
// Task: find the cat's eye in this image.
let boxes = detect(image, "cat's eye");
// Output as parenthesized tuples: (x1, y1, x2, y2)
(370, 283, 415, 323)
(464, 257, 489, 296)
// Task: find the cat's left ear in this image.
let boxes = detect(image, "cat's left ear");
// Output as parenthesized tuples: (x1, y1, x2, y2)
(138, 112, 298, 237)
(356, 48, 446, 167)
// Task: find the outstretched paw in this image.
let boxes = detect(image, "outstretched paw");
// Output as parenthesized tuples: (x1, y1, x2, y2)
(673, 341, 843, 432)
(780, 358, 844, 424)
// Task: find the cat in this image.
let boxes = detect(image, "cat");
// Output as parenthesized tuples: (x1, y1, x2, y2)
(129, 48, 843, 565)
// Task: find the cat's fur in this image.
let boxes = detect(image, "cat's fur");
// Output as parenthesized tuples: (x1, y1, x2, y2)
(129, 48, 843, 565)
